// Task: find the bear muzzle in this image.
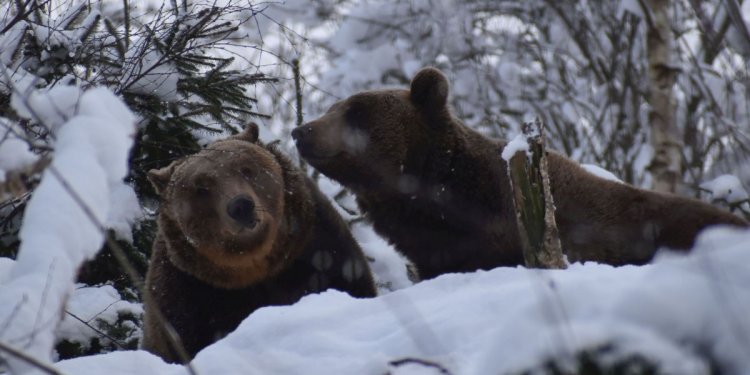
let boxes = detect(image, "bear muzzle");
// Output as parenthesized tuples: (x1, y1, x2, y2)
(226, 195, 258, 229)
(291, 125, 317, 157)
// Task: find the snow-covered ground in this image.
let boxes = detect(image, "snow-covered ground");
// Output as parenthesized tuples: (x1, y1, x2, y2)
(50, 225, 750, 375)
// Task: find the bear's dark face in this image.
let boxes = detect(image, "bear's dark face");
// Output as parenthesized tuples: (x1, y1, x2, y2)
(148, 126, 286, 288)
(293, 68, 451, 190)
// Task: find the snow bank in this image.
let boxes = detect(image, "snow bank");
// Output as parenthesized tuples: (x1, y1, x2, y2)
(56, 226, 750, 375)
(0, 86, 135, 373)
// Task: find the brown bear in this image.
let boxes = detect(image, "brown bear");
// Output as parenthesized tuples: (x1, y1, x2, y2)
(292, 67, 748, 280)
(142, 123, 376, 363)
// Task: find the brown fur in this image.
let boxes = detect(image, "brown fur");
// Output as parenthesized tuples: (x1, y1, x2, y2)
(293, 67, 748, 280)
(142, 124, 376, 363)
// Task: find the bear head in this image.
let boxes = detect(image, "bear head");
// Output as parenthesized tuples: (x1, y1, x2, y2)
(148, 123, 292, 289)
(292, 67, 454, 191)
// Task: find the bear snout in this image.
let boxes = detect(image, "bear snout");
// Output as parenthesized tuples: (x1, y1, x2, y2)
(291, 125, 312, 142)
(226, 195, 257, 228)
(292, 125, 318, 158)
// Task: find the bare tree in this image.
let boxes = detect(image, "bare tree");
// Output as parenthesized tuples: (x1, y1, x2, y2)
(644, 0, 683, 193)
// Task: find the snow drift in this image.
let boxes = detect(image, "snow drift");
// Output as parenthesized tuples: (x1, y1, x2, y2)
(56, 226, 750, 375)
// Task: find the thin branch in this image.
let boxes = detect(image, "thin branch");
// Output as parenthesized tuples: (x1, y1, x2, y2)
(388, 358, 452, 375)
(64, 311, 127, 350)
(0, 0, 38, 34)
(0, 340, 66, 375)
(723, 0, 750, 57)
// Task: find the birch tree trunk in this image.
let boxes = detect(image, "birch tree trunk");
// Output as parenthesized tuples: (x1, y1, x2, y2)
(644, 0, 683, 193)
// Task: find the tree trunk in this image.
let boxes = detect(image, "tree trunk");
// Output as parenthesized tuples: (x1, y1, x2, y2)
(644, 0, 682, 193)
(506, 119, 567, 270)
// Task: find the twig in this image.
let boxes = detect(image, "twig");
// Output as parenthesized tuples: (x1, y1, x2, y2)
(291, 57, 308, 172)
(292, 58, 303, 128)
(388, 357, 452, 374)
(123, 0, 130, 49)
(0, 340, 66, 375)
(0, 0, 39, 34)
(64, 311, 127, 350)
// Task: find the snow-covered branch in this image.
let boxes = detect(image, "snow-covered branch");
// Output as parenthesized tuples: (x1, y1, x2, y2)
(0, 85, 135, 373)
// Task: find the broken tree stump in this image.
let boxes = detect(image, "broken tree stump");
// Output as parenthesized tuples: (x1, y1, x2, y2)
(503, 118, 567, 269)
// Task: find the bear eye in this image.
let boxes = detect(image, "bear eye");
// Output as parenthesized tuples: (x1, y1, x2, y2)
(195, 186, 211, 196)
(345, 103, 368, 128)
(240, 168, 255, 181)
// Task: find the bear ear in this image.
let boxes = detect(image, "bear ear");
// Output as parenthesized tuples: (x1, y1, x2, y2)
(231, 122, 260, 143)
(410, 67, 449, 109)
(148, 162, 179, 195)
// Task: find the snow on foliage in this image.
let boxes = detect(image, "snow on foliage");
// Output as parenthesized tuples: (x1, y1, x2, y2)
(700, 174, 750, 204)
(105, 184, 143, 243)
(0, 120, 37, 183)
(0, 86, 135, 372)
(124, 49, 180, 101)
(56, 284, 142, 353)
(55, 227, 750, 375)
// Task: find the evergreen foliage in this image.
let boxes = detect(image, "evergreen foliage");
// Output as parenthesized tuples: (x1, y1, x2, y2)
(0, 0, 272, 358)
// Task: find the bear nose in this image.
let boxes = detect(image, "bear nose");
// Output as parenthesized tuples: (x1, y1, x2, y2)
(226, 195, 256, 228)
(291, 125, 312, 142)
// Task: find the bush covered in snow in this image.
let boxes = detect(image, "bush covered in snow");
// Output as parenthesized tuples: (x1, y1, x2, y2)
(0, 0, 273, 362)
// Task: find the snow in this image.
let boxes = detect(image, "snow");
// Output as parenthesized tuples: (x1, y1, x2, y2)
(0, 257, 13, 283)
(55, 350, 182, 375)
(57, 284, 143, 350)
(581, 164, 624, 183)
(0, 258, 143, 355)
(310, 174, 414, 292)
(123, 49, 180, 101)
(10, 84, 84, 133)
(52, 226, 750, 375)
(351, 222, 415, 292)
(700, 174, 749, 204)
(501, 134, 529, 161)
(0, 86, 135, 372)
(0, 121, 38, 183)
(0, 21, 27, 66)
(105, 183, 142, 243)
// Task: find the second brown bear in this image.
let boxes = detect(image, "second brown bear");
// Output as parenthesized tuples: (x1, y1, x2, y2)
(293, 67, 748, 280)
(142, 124, 376, 363)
